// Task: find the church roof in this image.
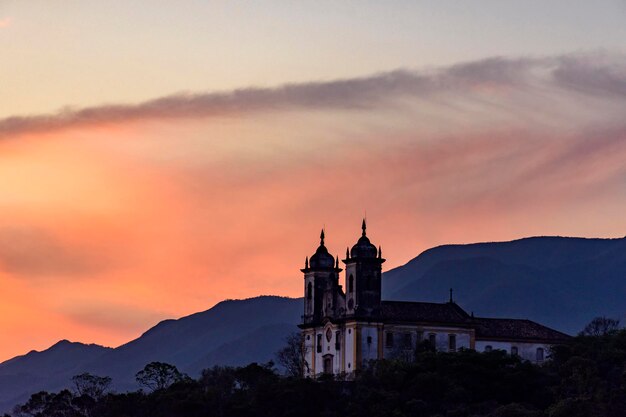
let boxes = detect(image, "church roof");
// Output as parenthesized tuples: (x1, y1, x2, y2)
(473, 317, 570, 342)
(308, 229, 337, 270)
(349, 219, 379, 259)
(380, 301, 570, 343)
(381, 301, 471, 325)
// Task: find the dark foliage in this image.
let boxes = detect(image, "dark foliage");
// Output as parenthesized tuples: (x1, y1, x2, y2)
(135, 362, 186, 392)
(275, 332, 307, 377)
(580, 316, 621, 337)
(10, 330, 626, 417)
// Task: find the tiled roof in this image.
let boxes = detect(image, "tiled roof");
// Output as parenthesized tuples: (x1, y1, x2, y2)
(380, 301, 570, 343)
(381, 301, 471, 325)
(473, 317, 570, 342)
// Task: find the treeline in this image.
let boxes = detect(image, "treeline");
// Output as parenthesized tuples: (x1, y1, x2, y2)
(7, 327, 626, 417)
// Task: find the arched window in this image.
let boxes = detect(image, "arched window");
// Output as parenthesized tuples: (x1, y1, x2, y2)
(307, 282, 312, 300)
(536, 347, 544, 362)
(485, 345, 493, 352)
(348, 275, 354, 293)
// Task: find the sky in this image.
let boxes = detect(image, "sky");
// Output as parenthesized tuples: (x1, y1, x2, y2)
(0, 1, 625, 361)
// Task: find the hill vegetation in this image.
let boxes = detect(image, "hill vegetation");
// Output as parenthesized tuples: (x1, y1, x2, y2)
(7, 325, 626, 417)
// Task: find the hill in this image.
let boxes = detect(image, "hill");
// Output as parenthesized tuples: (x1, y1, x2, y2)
(0, 340, 112, 412)
(0, 296, 301, 412)
(383, 236, 626, 334)
(3, 236, 626, 412)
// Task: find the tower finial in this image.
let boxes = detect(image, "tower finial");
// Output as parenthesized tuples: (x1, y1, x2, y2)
(305, 256, 309, 269)
(378, 245, 382, 258)
(335, 255, 339, 268)
(449, 288, 453, 303)
(320, 229, 325, 246)
(346, 246, 350, 259)
(361, 218, 367, 236)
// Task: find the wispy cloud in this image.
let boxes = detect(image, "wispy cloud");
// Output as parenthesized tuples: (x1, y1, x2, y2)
(1, 52, 625, 361)
(0, 226, 120, 279)
(0, 17, 12, 28)
(2, 53, 623, 140)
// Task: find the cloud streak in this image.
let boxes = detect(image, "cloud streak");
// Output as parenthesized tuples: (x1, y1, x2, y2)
(0, 17, 11, 28)
(0, 226, 119, 279)
(1, 52, 625, 361)
(1, 53, 624, 140)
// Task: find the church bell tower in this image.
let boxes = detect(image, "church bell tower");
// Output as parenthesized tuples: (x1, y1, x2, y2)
(343, 219, 385, 318)
(301, 230, 342, 324)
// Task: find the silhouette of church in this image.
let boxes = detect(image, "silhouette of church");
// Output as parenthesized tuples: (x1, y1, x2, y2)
(298, 220, 569, 377)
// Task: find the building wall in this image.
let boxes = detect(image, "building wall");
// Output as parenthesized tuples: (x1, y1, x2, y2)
(475, 340, 550, 364)
(306, 324, 554, 377)
(344, 323, 355, 373)
(359, 324, 381, 362)
(306, 323, 346, 377)
(382, 324, 473, 359)
(302, 329, 315, 377)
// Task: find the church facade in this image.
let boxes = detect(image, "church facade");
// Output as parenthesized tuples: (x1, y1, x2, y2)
(298, 221, 570, 377)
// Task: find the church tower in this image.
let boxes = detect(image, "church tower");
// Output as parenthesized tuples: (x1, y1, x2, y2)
(343, 219, 385, 318)
(301, 230, 343, 324)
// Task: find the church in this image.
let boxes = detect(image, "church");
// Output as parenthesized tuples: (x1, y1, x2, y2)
(298, 220, 570, 377)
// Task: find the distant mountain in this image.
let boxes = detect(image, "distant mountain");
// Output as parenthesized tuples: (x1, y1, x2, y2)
(383, 236, 626, 334)
(0, 340, 112, 412)
(2, 236, 625, 412)
(85, 296, 302, 391)
(0, 296, 302, 412)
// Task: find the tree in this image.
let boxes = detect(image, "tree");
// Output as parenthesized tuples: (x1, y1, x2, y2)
(12, 390, 78, 417)
(135, 362, 185, 392)
(580, 316, 620, 337)
(71, 373, 112, 399)
(275, 332, 307, 377)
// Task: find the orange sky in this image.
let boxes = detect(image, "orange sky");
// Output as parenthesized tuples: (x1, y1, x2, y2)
(0, 54, 625, 361)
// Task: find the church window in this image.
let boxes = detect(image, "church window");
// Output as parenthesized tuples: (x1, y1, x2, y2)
(367, 336, 372, 344)
(536, 347, 544, 362)
(316, 334, 322, 353)
(403, 333, 412, 348)
(485, 345, 492, 352)
(511, 346, 518, 356)
(416, 331, 424, 343)
(348, 275, 354, 293)
(307, 282, 312, 300)
(335, 331, 341, 350)
(385, 332, 394, 348)
(428, 333, 437, 349)
(448, 334, 456, 352)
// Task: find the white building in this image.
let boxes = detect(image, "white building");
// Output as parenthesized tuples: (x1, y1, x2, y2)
(298, 221, 570, 377)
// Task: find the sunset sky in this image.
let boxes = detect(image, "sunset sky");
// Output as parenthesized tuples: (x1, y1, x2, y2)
(1, 1, 626, 361)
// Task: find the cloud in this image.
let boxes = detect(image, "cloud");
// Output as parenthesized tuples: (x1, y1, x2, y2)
(62, 302, 167, 332)
(0, 226, 119, 279)
(552, 54, 626, 97)
(2, 53, 624, 140)
(0, 17, 11, 28)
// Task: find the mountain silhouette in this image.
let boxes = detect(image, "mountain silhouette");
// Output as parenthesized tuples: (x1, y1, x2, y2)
(383, 236, 626, 334)
(2, 236, 625, 411)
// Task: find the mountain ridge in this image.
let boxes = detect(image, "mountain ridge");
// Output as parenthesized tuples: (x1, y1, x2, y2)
(2, 235, 625, 412)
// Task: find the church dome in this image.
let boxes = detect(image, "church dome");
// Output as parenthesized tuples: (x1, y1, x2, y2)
(350, 219, 378, 258)
(309, 230, 336, 269)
